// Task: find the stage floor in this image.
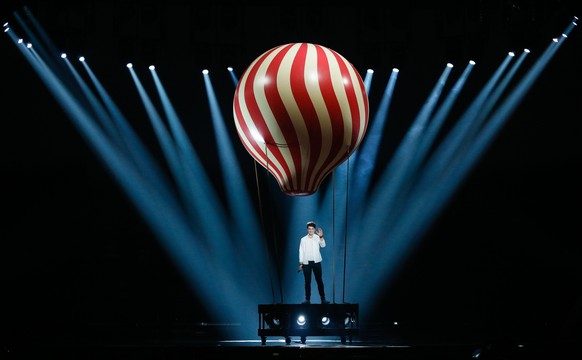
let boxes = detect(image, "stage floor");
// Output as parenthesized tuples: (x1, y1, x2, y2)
(4, 335, 580, 359)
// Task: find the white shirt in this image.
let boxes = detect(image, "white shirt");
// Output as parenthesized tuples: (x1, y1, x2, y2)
(299, 235, 326, 264)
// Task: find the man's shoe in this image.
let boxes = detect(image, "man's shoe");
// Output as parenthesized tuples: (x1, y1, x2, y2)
(321, 299, 330, 304)
(301, 300, 310, 304)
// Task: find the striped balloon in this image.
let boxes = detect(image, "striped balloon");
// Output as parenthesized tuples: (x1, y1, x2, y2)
(233, 43, 369, 196)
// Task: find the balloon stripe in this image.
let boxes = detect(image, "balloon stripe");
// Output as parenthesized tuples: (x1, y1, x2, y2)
(253, 45, 298, 190)
(310, 49, 356, 189)
(310, 46, 348, 190)
(290, 43, 322, 192)
(235, 46, 290, 187)
(315, 50, 365, 182)
(304, 46, 329, 191)
(276, 44, 309, 191)
(262, 44, 302, 191)
(335, 53, 360, 148)
(345, 61, 369, 147)
(234, 63, 268, 165)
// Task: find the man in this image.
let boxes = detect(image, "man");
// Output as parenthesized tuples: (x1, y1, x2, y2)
(298, 221, 330, 304)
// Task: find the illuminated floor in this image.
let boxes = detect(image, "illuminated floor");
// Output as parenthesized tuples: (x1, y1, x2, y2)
(4, 324, 580, 359)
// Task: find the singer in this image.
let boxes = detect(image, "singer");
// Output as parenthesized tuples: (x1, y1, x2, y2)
(298, 221, 330, 304)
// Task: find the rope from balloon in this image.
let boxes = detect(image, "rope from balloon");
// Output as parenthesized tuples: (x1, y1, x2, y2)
(342, 146, 350, 304)
(331, 145, 352, 305)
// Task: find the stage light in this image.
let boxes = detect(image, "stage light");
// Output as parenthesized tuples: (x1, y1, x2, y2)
(393, 68, 399, 73)
(227, 66, 233, 71)
(202, 69, 209, 74)
(17, 39, 23, 44)
(264, 313, 282, 329)
(296, 315, 306, 326)
(3, 27, 8, 33)
(344, 312, 357, 327)
(524, 49, 530, 53)
(367, 69, 374, 74)
(79, 56, 85, 62)
(26, 43, 32, 48)
(321, 316, 330, 326)
(553, 37, 558, 42)
(126, 63, 132, 68)
(149, 65, 155, 70)
(447, 63, 453, 68)
(61, 53, 66, 59)
(508, 52, 515, 57)
(3, 22, 8, 27)
(469, 60, 476, 65)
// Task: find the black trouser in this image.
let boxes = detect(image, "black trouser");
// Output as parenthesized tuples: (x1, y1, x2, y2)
(302, 260, 325, 301)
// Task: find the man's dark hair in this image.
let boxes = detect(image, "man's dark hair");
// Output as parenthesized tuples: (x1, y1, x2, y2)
(306, 221, 316, 228)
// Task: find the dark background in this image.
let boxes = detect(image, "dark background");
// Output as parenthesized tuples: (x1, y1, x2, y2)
(1, 0, 581, 351)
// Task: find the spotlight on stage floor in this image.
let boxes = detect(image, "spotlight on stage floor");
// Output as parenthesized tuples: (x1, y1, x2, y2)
(258, 303, 359, 345)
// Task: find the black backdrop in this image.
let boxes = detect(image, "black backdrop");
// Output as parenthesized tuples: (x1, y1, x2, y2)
(1, 0, 581, 348)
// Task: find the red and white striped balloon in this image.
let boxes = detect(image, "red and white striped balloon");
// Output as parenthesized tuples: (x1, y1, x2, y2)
(233, 43, 369, 196)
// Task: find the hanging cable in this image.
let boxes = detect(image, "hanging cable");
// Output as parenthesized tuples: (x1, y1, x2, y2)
(342, 147, 350, 304)
(331, 170, 336, 304)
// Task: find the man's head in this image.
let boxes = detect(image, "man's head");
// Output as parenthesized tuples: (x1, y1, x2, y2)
(306, 221, 316, 229)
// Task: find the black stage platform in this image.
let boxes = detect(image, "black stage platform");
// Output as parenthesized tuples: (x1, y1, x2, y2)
(258, 303, 359, 345)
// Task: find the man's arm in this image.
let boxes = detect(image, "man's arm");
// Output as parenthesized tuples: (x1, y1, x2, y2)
(317, 228, 326, 247)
